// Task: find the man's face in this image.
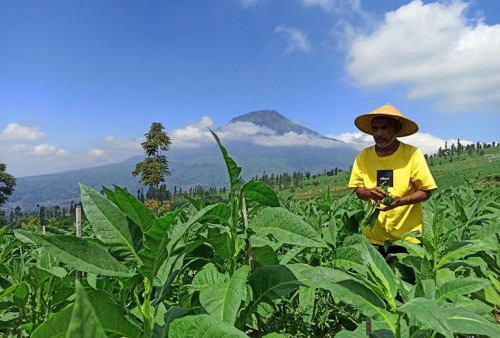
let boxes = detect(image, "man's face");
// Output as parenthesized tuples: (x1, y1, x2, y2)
(371, 117, 398, 148)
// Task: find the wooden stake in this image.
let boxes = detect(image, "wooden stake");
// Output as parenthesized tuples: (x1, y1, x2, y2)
(76, 205, 82, 281)
(241, 193, 254, 270)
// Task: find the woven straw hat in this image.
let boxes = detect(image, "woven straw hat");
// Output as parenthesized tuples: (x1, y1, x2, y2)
(354, 104, 419, 137)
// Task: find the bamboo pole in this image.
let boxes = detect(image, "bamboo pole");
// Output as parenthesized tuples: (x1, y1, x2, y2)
(76, 205, 82, 281)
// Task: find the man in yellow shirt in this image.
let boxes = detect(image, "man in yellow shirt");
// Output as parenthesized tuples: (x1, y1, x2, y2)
(348, 104, 437, 255)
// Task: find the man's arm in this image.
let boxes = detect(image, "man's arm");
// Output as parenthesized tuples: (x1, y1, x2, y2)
(354, 187, 433, 211)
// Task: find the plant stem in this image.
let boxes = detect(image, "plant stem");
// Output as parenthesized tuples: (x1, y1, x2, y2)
(142, 277, 153, 337)
(395, 312, 401, 338)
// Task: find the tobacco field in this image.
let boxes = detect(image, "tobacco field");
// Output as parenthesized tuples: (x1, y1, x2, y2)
(1, 132, 499, 337)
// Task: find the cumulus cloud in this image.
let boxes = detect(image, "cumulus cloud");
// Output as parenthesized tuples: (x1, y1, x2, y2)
(253, 132, 341, 148)
(10, 144, 30, 153)
(88, 149, 105, 157)
(328, 131, 373, 150)
(0, 123, 44, 141)
(172, 116, 344, 148)
(275, 25, 312, 54)
(347, 0, 500, 112)
(170, 116, 214, 148)
(104, 135, 142, 150)
(330, 131, 473, 155)
(218, 121, 274, 137)
(32, 143, 68, 157)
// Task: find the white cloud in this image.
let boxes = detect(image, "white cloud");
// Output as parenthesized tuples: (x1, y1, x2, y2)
(218, 121, 275, 137)
(88, 149, 105, 157)
(10, 144, 30, 152)
(221, 121, 344, 147)
(275, 25, 312, 54)
(104, 135, 142, 150)
(0, 123, 44, 141)
(253, 132, 342, 148)
(172, 116, 344, 148)
(402, 133, 473, 156)
(171, 116, 213, 148)
(330, 131, 473, 155)
(347, 0, 500, 112)
(31, 143, 68, 157)
(328, 131, 372, 150)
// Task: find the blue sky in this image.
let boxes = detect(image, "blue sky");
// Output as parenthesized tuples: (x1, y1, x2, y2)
(1, 0, 499, 177)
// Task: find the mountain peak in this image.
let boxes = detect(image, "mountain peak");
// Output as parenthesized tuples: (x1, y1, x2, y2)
(229, 110, 332, 139)
(230, 110, 286, 125)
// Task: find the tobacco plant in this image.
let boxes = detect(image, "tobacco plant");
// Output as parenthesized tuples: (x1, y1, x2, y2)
(0, 131, 498, 337)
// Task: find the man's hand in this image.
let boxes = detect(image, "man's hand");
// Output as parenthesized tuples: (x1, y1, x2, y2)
(354, 187, 388, 201)
(377, 195, 402, 211)
(377, 189, 433, 211)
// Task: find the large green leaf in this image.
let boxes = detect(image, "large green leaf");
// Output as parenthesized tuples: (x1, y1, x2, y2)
(80, 183, 140, 264)
(191, 263, 229, 291)
(247, 265, 302, 316)
(241, 180, 280, 207)
(437, 240, 492, 270)
(394, 239, 427, 258)
(300, 266, 387, 319)
(155, 306, 190, 337)
(253, 245, 279, 267)
(197, 265, 249, 325)
(334, 330, 366, 338)
(361, 237, 398, 307)
(397, 298, 453, 338)
(332, 245, 366, 274)
(153, 238, 204, 288)
(207, 226, 235, 259)
(278, 246, 304, 264)
(13, 281, 29, 308)
(32, 289, 142, 338)
(138, 210, 180, 280)
(14, 230, 133, 278)
(167, 203, 229, 255)
(111, 185, 155, 233)
(209, 129, 241, 193)
(31, 306, 73, 338)
(65, 281, 107, 338)
(298, 286, 315, 323)
(436, 277, 491, 302)
(416, 279, 436, 300)
(249, 207, 326, 248)
(444, 307, 500, 337)
(169, 314, 248, 338)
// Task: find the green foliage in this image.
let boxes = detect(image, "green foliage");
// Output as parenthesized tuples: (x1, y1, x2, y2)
(0, 163, 16, 207)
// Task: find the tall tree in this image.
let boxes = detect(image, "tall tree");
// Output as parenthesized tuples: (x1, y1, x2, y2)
(132, 122, 172, 201)
(0, 163, 16, 208)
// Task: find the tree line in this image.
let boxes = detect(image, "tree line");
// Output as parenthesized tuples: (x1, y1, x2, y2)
(426, 140, 498, 165)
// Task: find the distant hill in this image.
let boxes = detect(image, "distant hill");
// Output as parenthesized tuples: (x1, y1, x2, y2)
(3, 110, 358, 210)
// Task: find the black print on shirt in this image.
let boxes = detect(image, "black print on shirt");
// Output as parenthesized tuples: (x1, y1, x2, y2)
(377, 170, 394, 187)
